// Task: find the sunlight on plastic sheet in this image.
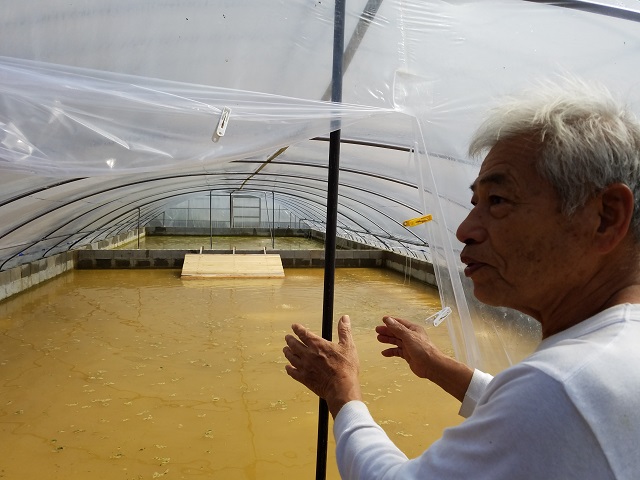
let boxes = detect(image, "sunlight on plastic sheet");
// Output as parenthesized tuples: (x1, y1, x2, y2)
(0, 57, 393, 176)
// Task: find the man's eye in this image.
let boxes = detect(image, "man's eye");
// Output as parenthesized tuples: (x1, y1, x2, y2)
(489, 195, 505, 205)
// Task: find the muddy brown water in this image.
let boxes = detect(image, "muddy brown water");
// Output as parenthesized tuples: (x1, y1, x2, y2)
(1, 268, 465, 479)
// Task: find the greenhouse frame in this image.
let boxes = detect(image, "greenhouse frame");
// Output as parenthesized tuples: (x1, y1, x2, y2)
(1, 2, 640, 476)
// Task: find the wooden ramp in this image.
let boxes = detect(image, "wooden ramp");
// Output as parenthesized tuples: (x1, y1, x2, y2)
(181, 253, 284, 278)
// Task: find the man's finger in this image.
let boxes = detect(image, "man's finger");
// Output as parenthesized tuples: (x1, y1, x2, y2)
(377, 330, 400, 343)
(291, 323, 320, 345)
(284, 364, 303, 382)
(396, 316, 422, 331)
(381, 347, 401, 358)
(338, 315, 353, 347)
(382, 316, 404, 330)
(384, 316, 420, 336)
(284, 333, 308, 356)
(283, 345, 302, 368)
(374, 324, 390, 335)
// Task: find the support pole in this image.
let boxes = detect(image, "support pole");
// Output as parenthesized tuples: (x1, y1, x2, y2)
(209, 191, 213, 249)
(316, 1, 345, 479)
(137, 207, 141, 249)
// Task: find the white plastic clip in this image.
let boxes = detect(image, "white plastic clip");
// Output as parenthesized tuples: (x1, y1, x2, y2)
(212, 107, 231, 142)
(426, 306, 452, 327)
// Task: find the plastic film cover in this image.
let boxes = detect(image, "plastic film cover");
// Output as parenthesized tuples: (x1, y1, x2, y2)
(1, 0, 640, 372)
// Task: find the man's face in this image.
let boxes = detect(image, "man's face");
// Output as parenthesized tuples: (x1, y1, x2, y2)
(456, 137, 594, 318)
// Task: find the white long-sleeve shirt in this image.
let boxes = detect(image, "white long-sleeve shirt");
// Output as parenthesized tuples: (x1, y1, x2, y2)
(334, 304, 640, 479)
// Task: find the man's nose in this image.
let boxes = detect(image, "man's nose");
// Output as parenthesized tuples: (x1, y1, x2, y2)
(456, 208, 486, 245)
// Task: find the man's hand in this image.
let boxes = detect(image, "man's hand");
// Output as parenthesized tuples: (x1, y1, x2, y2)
(376, 316, 473, 403)
(375, 316, 439, 379)
(283, 315, 362, 418)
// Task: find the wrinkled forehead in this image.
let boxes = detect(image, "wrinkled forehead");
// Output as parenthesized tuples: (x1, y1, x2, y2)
(473, 136, 551, 195)
(480, 135, 542, 171)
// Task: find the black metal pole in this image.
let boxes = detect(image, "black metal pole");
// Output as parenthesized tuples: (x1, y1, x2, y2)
(316, 1, 345, 479)
(524, 0, 640, 22)
(137, 207, 140, 249)
(209, 191, 213, 249)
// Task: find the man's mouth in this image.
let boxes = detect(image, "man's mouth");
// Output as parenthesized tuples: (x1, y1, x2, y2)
(460, 255, 486, 277)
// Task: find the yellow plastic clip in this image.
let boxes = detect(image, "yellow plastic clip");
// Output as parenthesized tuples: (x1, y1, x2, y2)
(402, 214, 432, 227)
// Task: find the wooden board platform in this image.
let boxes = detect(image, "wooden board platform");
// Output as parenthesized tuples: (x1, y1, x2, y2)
(181, 254, 284, 278)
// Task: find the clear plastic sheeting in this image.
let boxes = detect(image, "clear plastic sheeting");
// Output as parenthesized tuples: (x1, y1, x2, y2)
(390, 0, 640, 371)
(0, 0, 403, 106)
(1, 0, 640, 373)
(0, 57, 391, 175)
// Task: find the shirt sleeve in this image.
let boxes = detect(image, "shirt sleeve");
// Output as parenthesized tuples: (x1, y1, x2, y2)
(334, 401, 409, 479)
(333, 365, 610, 480)
(458, 369, 493, 418)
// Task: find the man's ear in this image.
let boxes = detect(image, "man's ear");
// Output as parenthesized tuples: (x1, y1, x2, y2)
(595, 183, 635, 252)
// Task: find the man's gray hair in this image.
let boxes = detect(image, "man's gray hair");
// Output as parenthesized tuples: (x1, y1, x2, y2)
(469, 78, 640, 240)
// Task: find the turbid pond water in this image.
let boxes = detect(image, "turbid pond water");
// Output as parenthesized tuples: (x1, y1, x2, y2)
(1, 267, 464, 479)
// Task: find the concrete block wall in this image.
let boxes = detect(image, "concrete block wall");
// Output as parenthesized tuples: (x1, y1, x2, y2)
(309, 230, 378, 251)
(83, 229, 145, 250)
(149, 226, 310, 238)
(0, 230, 140, 303)
(73, 248, 435, 286)
(76, 249, 191, 269)
(279, 249, 384, 268)
(0, 251, 75, 302)
(75, 249, 387, 270)
(383, 251, 437, 286)
(0, 229, 437, 304)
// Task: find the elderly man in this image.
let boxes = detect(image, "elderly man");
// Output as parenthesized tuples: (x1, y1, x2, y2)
(283, 79, 640, 479)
